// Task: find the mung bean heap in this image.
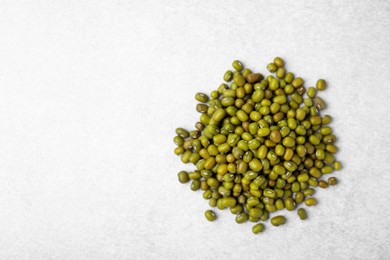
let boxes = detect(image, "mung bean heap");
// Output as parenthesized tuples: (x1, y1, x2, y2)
(173, 58, 342, 234)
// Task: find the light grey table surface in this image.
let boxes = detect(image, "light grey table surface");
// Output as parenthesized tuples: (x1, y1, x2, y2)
(0, 1, 389, 259)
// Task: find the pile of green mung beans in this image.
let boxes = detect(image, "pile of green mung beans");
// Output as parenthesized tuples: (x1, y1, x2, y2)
(174, 57, 342, 234)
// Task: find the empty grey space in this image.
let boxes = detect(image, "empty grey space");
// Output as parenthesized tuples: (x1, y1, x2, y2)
(0, 0, 389, 259)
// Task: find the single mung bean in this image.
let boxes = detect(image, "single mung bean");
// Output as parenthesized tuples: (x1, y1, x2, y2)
(252, 89, 264, 103)
(304, 97, 313, 107)
(267, 151, 278, 162)
(189, 152, 200, 163)
(200, 170, 212, 180)
(205, 210, 216, 221)
(195, 92, 209, 103)
(296, 144, 306, 157)
(210, 90, 219, 99)
(292, 77, 303, 88)
(212, 191, 222, 200)
(267, 63, 277, 72)
(274, 144, 285, 156)
(244, 83, 253, 94)
(218, 83, 228, 93)
(204, 157, 216, 170)
(188, 171, 201, 180)
(297, 172, 309, 182)
(199, 113, 211, 125)
(292, 93, 303, 104)
(248, 139, 260, 150)
(249, 158, 263, 171)
(308, 177, 318, 187)
(263, 188, 276, 199)
(176, 128, 189, 138)
(173, 136, 184, 146)
(285, 84, 295, 94)
(190, 180, 200, 191)
(307, 87, 317, 98)
(237, 140, 249, 151)
(285, 197, 295, 211)
(276, 67, 286, 79)
(199, 149, 211, 160)
(236, 212, 249, 224)
(230, 204, 243, 214)
(323, 134, 337, 144)
(274, 57, 285, 67)
(196, 103, 208, 113)
(328, 177, 338, 185)
(303, 188, 315, 197)
(270, 130, 282, 143)
(207, 177, 219, 188)
(236, 110, 249, 122)
(221, 197, 237, 208)
(252, 223, 265, 234)
(334, 161, 342, 170)
(265, 204, 277, 213)
(247, 73, 262, 83)
(212, 108, 226, 122)
(178, 171, 189, 183)
(213, 134, 226, 144)
(181, 150, 192, 163)
(318, 180, 328, 188)
(314, 97, 327, 110)
(249, 207, 263, 219)
(242, 68, 252, 78)
(273, 165, 286, 175)
(284, 161, 297, 172)
(275, 199, 285, 210)
(283, 136, 295, 148)
(232, 60, 243, 71)
(283, 148, 294, 161)
(203, 189, 213, 199)
(274, 95, 287, 104)
(295, 192, 305, 204)
(296, 136, 306, 144)
(269, 78, 280, 91)
(326, 144, 338, 154)
(271, 215, 286, 226)
(309, 135, 321, 145)
(209, 198, 217, 207)
(297, 86, 306, 95)
(295, 108, 306, 121)
(200, 180, 209, 190)
(321, 165, 333, 174)
(221, 97, 235, 107)
(291, 181, 300, 192)
(322, 115, 332, 125)
(234, 74, 246, 87)
(224, 70, 233, 82)
(309, 167, 321, 178)
(320, 126, 332, 135)
(195, 122, 204, 131)
(268, 171, 278, 181)
(310, 106, 318, 117)
(297, 208, 307, 220)
(257, 128, 271, 137)
(174, 146, 185, 155)
(258, 211, 268, 221)
(237, 160, 248, 173)
(305, 198, 317, 206)
(316, 79, 327, 91)
(247, 197, 260, 207)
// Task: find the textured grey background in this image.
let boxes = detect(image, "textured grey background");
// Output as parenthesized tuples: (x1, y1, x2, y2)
(0, 0, 389, 259)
